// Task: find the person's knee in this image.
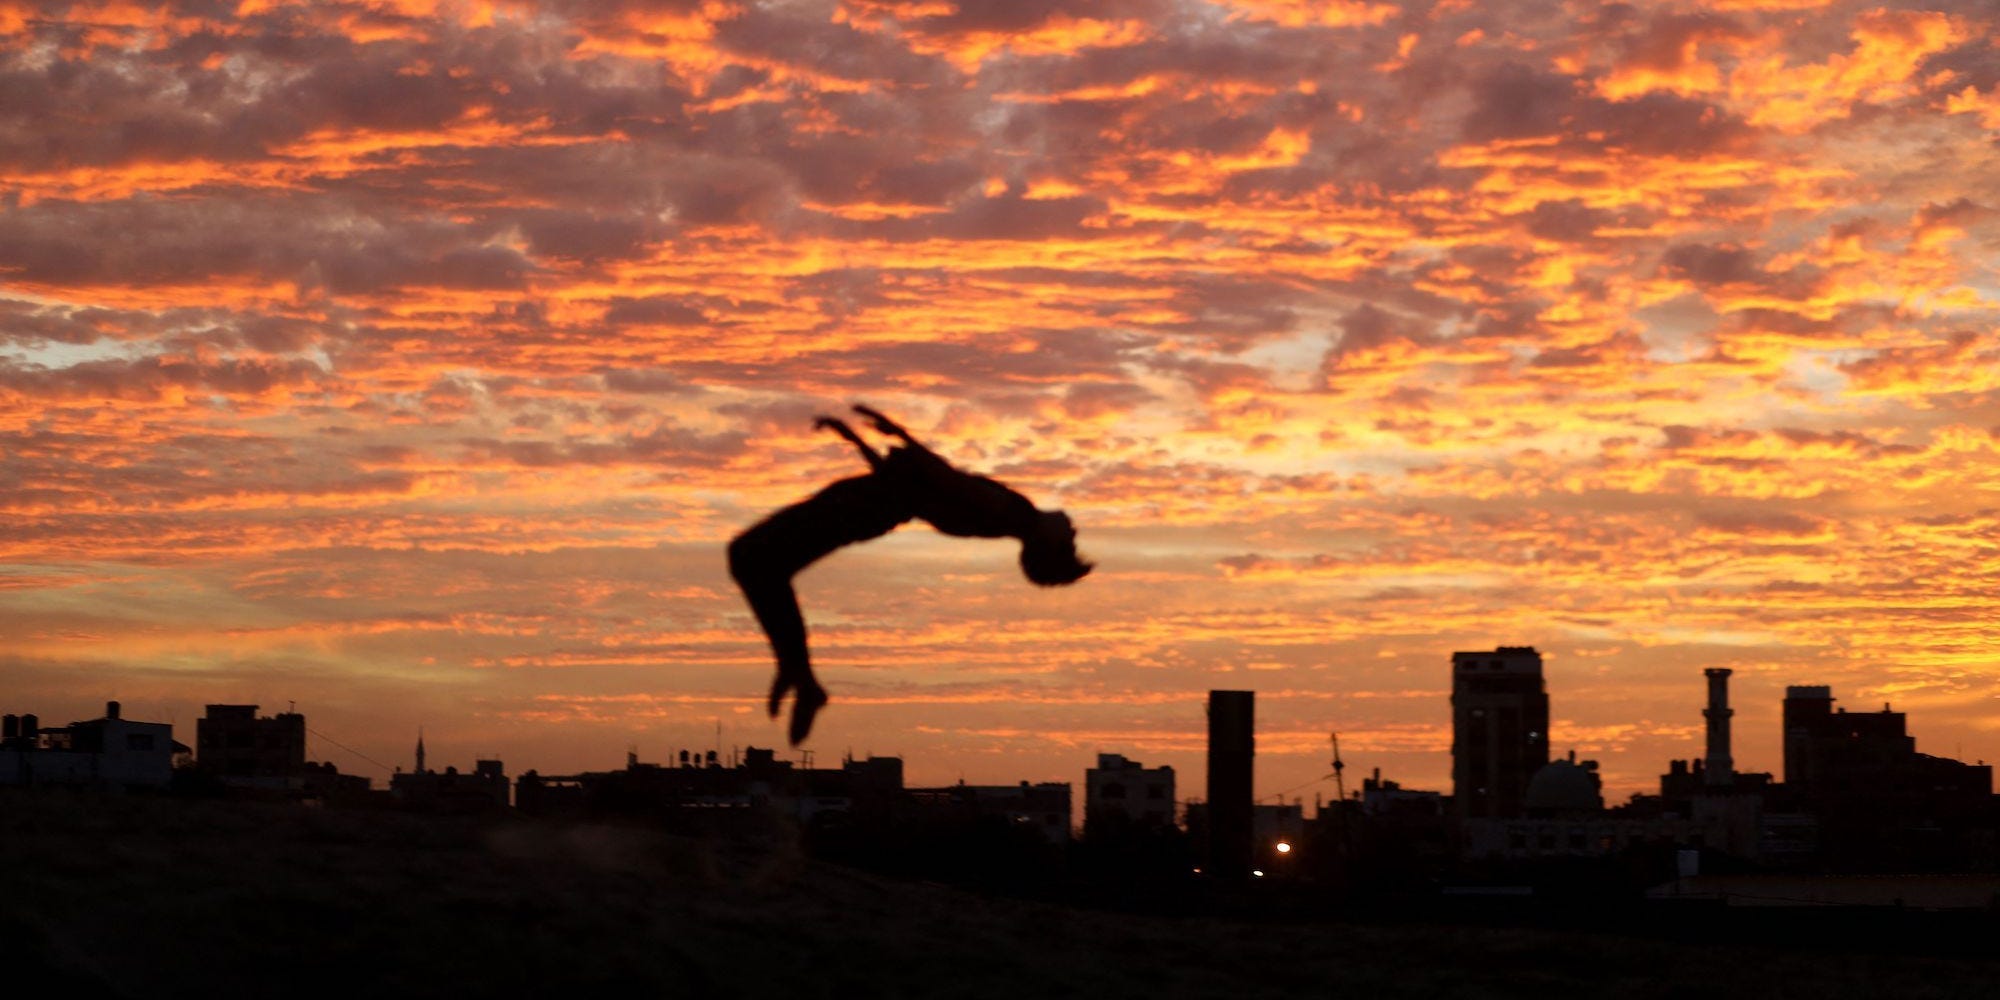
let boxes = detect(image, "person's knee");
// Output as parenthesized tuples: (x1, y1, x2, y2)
(726, 533, 762, 585)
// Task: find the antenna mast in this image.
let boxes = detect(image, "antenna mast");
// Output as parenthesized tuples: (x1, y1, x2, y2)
(1330, 732, 1346, 802)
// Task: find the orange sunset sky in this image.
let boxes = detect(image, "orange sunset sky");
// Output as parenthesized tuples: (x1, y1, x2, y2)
(4, 0, 1998, 804)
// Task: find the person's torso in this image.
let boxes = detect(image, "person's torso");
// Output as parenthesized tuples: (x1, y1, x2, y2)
(881, 447, 1030, 539)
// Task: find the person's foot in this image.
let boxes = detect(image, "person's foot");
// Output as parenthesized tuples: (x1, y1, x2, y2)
(788, 682, 828, 745)
(768, 674, 792, 719)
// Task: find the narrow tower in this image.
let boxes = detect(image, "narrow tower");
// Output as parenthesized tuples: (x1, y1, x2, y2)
(415, 727, 427, 775)
(1206, 690, 1255, 879)
(1702, 668, 1734, 787)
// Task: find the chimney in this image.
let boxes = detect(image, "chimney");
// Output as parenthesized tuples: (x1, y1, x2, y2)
(1703, 668, 1734, 787)
(106, 700, 121, 720)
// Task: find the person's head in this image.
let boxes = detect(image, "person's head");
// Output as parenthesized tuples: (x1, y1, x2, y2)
(1019, 509, 1092, 586)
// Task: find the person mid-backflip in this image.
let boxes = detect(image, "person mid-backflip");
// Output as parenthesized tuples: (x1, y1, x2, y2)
(728, 404, 1092, 744)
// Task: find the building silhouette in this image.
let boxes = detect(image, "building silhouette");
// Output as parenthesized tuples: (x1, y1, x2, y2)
(300, 760, 374, 800)
(907, 780, 1073, 845)
(1459, 666, 1752, 865)
(196, 704, 305, 792)
(1772, 685, 1993, 869)
(1361, 768, 1445, 819)
(15, 665, 1993, 896)
(1463, 750, 1647, 862)
(1450, 647, 1548, 821)
(1084, 753, 1175, 838)
(515, 746, 907, 830)
(1777, 685, 1985, 798)
(1447, 666, 1998, 879)
(1334, 768, 1451, 888)
(1781, 685, 1834, 788)
(1, 702, 181, 790)
(1206, 690, 1255, 878)
(391, 732, 510, 813)
(1654, 669, 1772, 859)
(1524, 753, 1604, 817)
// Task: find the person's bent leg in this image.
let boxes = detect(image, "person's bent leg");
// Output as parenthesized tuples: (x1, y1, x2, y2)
(737, 578, 827, 743)
(730, 541, 805, 706)
(728, 536, 829, 741)
(727, 476, 907, 743)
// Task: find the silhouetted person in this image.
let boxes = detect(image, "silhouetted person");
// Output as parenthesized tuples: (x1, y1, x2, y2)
(729, 405, 1092, 744)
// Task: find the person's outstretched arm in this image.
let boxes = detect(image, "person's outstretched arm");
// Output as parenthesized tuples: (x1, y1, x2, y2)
(852, 404, 923, 449)
(815, 415, 883, 470)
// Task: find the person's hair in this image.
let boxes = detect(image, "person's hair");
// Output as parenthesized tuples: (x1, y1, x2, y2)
(1019, 511, 1092, 587)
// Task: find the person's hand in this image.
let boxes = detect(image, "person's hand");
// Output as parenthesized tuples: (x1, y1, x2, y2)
(851, 404, 901, 436)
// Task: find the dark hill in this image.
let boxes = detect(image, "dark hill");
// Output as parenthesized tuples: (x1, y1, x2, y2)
(1, 792, 1992, 998)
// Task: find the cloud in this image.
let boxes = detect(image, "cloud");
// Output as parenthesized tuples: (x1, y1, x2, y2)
(1, 353, 329, 402)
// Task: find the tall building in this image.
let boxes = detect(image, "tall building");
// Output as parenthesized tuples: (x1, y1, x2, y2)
(1207, 690, 1255, 878)
(1084, 753, 1175, 837)
(1781, 685, 1835, 789)
(1451, 647, 1549, 820)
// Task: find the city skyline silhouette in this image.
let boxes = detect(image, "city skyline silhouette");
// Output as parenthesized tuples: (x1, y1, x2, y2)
(9, 653, 1998, 995)
(9, 651, 1988, 845)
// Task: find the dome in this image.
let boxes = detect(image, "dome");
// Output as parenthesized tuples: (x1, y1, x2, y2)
(1524, 758, 1603, 815)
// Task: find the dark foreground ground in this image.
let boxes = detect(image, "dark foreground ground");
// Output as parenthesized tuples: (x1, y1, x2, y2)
(3, 793, 1995, 999)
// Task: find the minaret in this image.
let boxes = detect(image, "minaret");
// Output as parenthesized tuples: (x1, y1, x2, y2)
(1703, 669, 1734, 787)
(415, 727, 427, 775)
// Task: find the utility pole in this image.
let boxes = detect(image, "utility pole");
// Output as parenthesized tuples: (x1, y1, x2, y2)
(1331, 732, 1352, 875)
